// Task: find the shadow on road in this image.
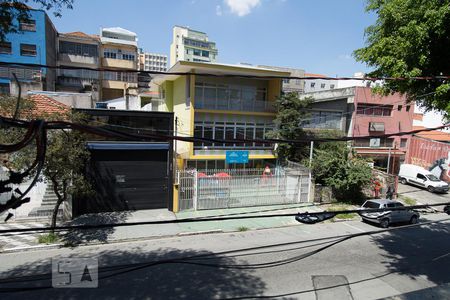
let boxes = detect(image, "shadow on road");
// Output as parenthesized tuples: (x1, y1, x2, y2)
(372, 220, 450, 285)
(61, 211, 130, 246)
(0, 247, 267, 299)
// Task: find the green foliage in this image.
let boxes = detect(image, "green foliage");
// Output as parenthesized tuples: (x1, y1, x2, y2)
(0, 0, 73, 41)
(37, 232, 59, 244)
(327, 204, 358, 221)
(354, 0, 450, 115)
(268, 92, 312, 162)
(0, 95, 92, 228)
(237, 226, 249, 232)
(311, 143, 372, 203)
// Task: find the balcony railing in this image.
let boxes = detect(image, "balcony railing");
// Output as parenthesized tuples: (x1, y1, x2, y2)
(195, 98, 275, 113)
(59, 53, 98, 65)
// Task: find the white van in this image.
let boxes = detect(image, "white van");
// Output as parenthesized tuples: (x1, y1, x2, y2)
(399, 164, 449, 193)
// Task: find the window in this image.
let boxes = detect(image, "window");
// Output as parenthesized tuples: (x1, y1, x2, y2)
(310, 82, 315, 88)
(357, 104, 392, 116)
(330, 84, 335, 89)
(406, 105, 411, 111)
(295, 79, 301, 85)
(104, 49, 117, 59)
(59, 41, 98, 57)
(0, 42, 12, 54)
(283, 79, 289, 84)
(417, 173, 427, 180)
(193, 49, 201, 56)
(19, 19, 36, 31)
(320, 83, 326, 88)
(20, 44, 36, 56)
(398, 105, 403, 111)
(400, 138, 407, 148)
(201, 50, 209, 57)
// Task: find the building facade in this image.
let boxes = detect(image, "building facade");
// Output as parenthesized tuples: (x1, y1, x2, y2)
(139, 49, 167, 72)
(302, 87, 415, 173)
(303, 73, 337, 93)
(169, 26, 218, 67)
(0, 8, 57, 94)
(56, 32, 101, 101)
(100, 27, 138, 100)
(154, 61, 288, 170)
(257, 65, 305, 95)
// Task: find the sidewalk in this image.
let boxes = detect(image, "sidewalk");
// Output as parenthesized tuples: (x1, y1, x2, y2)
(1, 203, 322, 252)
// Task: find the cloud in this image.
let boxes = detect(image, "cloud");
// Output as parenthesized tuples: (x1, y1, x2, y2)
(338, 54, 352, 60)
(224, 0, 261, 17)
(216, 5, 223, 16)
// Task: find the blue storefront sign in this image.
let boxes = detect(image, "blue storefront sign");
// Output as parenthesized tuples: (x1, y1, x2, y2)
(226, 150, 249, 164)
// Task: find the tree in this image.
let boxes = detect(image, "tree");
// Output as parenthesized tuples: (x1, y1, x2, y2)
(0, 95, 91, 229)
(267, 92, 312, 162)
(0, 0, 73, 41)
(354, 0, 450, 114)
(310, 142, 373, 203)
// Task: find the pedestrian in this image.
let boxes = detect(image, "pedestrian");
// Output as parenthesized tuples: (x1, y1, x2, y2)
(262, 165, 273, 185)
(386, 185, 394, 200)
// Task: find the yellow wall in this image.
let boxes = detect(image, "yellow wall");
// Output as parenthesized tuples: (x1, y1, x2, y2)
(102, 58, 137, 70)
(172, 76, 192, 158)
(268, 79, 282, 101)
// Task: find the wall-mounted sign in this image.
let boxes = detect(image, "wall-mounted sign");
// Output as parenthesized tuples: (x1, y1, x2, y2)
(226, 150, 249, 164)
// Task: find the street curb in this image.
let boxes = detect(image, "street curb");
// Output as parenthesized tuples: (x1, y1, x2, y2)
(1, 243, 61, 254)
(177, 229, 224, 236)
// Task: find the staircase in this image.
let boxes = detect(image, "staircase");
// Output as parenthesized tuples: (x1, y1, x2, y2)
(28, 182, 64, 218)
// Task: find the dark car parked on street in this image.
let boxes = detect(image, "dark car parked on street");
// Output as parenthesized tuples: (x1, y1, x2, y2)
(359, 199, 420, 228)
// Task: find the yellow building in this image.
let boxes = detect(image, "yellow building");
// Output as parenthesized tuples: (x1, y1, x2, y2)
(100, 27, 138, 100)
(154, 61, 289, 170)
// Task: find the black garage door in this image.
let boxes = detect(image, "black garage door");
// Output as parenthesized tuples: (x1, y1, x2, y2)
(76, 143, 170, 216)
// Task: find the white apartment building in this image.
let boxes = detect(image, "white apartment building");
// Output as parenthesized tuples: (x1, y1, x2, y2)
(169, 26, 218, 67)
(139, 50, 168, 72)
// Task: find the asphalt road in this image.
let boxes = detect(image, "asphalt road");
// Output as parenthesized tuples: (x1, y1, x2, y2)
(397, 182, 450, 209)
(0, 212, 449, 299)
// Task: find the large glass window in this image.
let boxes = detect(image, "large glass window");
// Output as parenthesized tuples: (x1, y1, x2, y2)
(214, 126, 224, 148)
(60, 41, 98, 57)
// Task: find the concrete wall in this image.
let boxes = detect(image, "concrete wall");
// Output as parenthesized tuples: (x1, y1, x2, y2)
(28, 91, 94, 108)
(352, 87, 414, 151)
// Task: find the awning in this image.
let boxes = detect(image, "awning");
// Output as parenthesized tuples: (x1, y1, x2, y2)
(87, 142, 169, 150)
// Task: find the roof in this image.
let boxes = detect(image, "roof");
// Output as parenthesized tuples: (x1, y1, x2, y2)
(62, 31, 100, 41)
(154, 60, 291, 84)
(304, 73, 329, 78)
(29, 94, 70, 116)
(102, 27, 137, 36)
(415, 130, 450, 142)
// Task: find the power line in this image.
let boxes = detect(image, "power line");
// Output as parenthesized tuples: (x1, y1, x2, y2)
(0, 202, 448, 235)
(1, 217, 448, 293)
(2, 61, 450, 81)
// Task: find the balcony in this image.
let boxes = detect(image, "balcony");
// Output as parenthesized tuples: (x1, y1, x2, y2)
(195, 98, 275, 113)
(102, 58, 137, 70)
(59, 53, 98, 65)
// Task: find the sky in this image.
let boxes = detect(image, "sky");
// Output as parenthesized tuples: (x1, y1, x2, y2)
(45, 0, 377, 77)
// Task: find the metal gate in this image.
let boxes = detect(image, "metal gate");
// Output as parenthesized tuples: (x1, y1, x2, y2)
(177, 166, 310, 211)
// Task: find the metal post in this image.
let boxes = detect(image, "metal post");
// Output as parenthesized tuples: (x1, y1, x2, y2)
(307, 141, 314, 202)
(193, 169, 198, 210)
(387, 147, 392, 174)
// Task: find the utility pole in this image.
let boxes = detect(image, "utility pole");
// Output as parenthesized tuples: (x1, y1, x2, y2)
(307, 141, 314, 202)
(387, 147, 392, 174)
(174, 117, 178, 178)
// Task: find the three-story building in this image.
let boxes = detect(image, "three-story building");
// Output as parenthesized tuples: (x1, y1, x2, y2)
(0, 7, 57, 94)
(56, 31, 101, 100)
(100, 27, 138, 100)
(154, 61, 289, 170)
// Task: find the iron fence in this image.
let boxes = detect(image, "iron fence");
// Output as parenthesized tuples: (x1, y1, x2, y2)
(177, 166, 310, 211)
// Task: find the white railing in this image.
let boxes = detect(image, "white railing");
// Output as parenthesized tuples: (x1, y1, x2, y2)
(177, 166, 310, 210)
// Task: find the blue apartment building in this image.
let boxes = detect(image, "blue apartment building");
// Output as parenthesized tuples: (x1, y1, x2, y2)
(0, 8, 57, 94)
